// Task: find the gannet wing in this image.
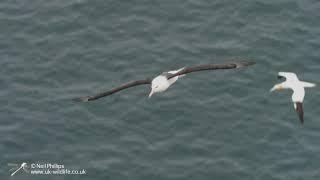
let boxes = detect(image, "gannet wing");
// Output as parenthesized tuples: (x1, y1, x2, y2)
(167, 61, 255, 79)
(74, 78, 152, 102)
(294, 102, 304, 124)
(301, 81, 316, 88)
(278, 72, 299, 81)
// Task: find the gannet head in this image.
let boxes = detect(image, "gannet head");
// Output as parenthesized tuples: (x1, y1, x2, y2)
(149, 76, 169, 98)
(270, 83, 285, 92)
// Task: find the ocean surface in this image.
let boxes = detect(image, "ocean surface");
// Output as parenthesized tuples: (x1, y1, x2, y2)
(1, 0, 320, 179)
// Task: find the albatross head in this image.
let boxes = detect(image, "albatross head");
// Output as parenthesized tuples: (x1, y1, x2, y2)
(149, 76, 170, 98)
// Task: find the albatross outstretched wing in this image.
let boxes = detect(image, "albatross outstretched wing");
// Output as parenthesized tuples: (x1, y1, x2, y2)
(167, 61, 255, 79)
(74, 78, 152, 102)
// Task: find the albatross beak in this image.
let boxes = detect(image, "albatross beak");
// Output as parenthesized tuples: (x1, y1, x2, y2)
(149, 90, 154, 98)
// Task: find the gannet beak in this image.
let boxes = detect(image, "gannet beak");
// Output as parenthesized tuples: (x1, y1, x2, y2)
(270, 85, 282, 92)
(270, 86, 277, 92)
(148, 90, 154, 98)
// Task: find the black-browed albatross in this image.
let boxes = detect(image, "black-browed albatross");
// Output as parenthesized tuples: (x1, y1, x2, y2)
(74, 61, 255, 102)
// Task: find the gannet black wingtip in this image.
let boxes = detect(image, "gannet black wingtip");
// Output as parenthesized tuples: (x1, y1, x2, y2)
(234, 61, 256, 68)
(277, 75, 284, 80)
(295, 102, 304, 125)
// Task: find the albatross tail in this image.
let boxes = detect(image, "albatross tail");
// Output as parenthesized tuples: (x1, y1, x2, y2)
(169, 67, 186, 78)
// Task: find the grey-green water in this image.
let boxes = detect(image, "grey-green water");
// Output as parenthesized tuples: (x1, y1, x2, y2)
(1, 0, 320, 179)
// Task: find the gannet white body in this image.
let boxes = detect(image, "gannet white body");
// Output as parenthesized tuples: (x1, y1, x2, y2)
(270, 72, 316, 124)
(149, 68, 185, 97)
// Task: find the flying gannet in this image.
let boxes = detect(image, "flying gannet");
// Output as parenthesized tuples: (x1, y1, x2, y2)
(270, 72, 316, 124)
(74, 61, 255, 102)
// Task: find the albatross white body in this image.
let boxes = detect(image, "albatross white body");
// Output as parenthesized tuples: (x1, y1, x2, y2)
(149, 68, 185, 97)
(270, 72, 316, 124)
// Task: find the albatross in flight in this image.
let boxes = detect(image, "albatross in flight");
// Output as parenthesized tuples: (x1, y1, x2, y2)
(74, 61, 255, 102)
(270, 72, 316, 124)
